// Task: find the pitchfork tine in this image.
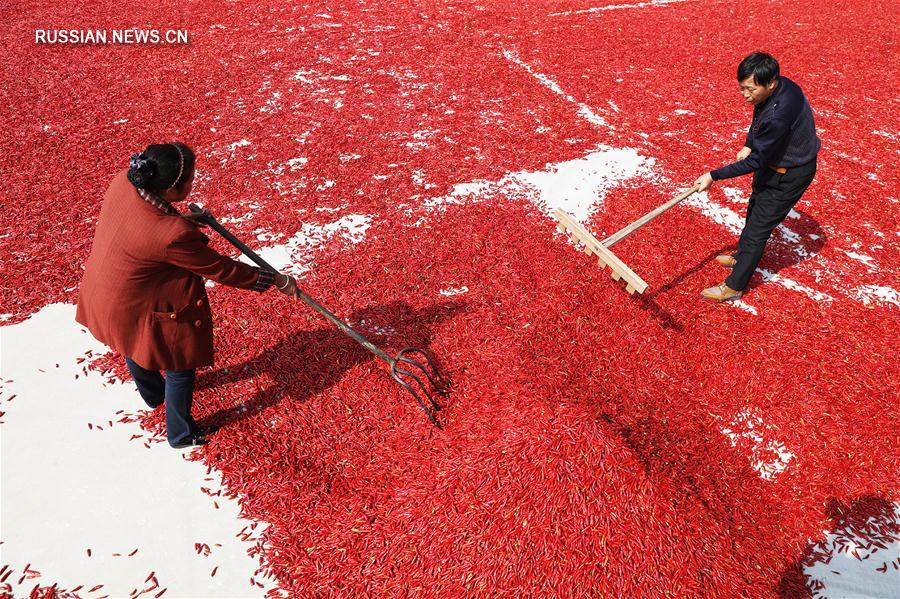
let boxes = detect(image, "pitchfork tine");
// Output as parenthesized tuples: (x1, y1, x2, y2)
(391, 365, 442, 427)
(395, 360, 441, 411)
(397, 347, 449, 395)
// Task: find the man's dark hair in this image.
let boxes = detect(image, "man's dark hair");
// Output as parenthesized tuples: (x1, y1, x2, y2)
(737, 52, 779, 86)
(127, 142, 196, 193)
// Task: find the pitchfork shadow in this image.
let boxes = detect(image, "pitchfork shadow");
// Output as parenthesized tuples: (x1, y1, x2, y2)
(195, 300, 466, 429)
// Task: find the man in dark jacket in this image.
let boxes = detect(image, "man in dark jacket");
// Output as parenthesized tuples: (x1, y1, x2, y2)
(694, 52, 820, 301)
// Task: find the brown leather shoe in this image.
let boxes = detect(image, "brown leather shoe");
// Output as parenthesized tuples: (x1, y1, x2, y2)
(701, 283, 743, 302)
(716, 255, 737, 268)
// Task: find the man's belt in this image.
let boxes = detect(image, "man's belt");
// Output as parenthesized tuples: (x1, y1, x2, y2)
(768, 165, 788, 174)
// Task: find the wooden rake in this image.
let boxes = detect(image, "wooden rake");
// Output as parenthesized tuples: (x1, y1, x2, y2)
(552, 184, 700, 294)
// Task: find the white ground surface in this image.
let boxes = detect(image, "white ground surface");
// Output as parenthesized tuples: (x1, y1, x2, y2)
(1, 304, 278, 598)
(804, 507, 900, 599)
(423, 145, 651, 221)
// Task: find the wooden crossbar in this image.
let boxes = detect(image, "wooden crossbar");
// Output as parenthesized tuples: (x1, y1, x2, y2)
(553, 208, 648, 295)
(551, 184, 700, 295)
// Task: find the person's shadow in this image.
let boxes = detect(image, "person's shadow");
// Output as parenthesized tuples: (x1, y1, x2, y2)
(635, 208, 826, 323)
(748, 208, 827, 286)
(194, 299, 466, 429)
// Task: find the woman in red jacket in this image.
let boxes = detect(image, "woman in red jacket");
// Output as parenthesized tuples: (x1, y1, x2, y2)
(76, 142, 297, 448)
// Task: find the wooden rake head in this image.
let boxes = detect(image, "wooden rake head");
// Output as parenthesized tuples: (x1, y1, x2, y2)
(552, 208, 649, 295)
(551, 185, 700, 295)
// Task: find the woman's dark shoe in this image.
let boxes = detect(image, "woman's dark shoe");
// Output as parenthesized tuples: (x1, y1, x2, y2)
(195, 424, 220, 438)
(171, 434, 209, 449)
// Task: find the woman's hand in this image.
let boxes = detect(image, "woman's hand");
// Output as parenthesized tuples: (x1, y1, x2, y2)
(736, 146, 752, 161)
(274, 272, 300, 298)
(181, 209, 211, 228)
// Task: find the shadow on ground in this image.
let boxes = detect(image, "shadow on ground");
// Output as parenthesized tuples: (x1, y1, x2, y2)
(195, 299, 466, 429)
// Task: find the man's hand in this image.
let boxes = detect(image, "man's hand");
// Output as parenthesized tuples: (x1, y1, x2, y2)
(736, 146, 752, 161)
(694, 172, 714, 192)
(274, 273, 300, 298)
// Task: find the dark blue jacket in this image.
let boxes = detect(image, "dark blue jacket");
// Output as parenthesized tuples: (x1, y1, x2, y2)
(711, 76, 820, 180)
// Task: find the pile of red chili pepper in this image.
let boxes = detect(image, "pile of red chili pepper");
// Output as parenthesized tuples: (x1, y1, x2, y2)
(1, 0, 897, 596)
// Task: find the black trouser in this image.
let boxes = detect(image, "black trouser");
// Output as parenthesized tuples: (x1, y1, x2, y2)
(726, 159, 817, 291)
(124, 356, 198, 447)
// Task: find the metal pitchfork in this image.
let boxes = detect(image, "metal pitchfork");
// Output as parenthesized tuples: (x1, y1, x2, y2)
(188, 203, 448, 427)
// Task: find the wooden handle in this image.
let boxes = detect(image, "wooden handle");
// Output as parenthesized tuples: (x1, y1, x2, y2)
(186, 203, 394, 364)
(602, 184, 700, 248)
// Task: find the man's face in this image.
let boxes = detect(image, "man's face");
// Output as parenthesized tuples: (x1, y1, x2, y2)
(739, 76, 778, 105)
